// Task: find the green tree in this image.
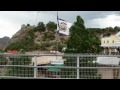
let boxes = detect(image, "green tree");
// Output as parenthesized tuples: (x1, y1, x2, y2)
(65, 16, 101, 53)
(7, 56, 34, 77)
(46, 21, 57, 32)
(35, 22, 46, 32)
(0, 56, 8, 65)
(61, 16, 101, 79)
(43, 32, 55, 41)
(27, 24, 30, 26)
(5, 29, 35, 51)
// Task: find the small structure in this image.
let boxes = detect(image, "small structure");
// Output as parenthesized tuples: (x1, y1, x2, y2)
(32, 56, 65, 77)
(96, 57, 120, 79)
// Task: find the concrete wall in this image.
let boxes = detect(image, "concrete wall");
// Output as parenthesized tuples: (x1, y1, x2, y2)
(98, 69, 114, 79)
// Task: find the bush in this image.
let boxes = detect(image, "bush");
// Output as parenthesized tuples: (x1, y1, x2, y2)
(7, 56, 34, 77)
(0, 56, 8, 65)
(46, 21, 57, 32)
(43, 33, 55, 41)
(5, 29, 35, 51)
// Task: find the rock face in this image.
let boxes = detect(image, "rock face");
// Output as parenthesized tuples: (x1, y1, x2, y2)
(0, 36, 10, 49)
(5, 24, 69, 51)
(9, 24, 34, 44)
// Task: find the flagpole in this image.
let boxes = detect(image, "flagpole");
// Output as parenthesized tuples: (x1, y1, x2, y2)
(56, 11, 59, 58)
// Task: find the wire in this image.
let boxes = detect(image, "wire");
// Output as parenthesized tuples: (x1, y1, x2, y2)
(36, 11, 40, 26)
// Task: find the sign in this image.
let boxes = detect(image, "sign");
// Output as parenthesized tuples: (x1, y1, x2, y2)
(57, 18, 72, 36)
(96, 57, 119, 65)
(51, 60, 64, 65)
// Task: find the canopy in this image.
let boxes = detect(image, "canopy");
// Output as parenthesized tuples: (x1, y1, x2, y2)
(47, 64, 63, 72)
(101, 44, 120, 47)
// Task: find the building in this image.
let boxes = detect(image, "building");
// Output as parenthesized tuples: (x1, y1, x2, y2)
(97, 57, 120, 79)
(32, 56, 65, 78)
(101, 32, 120, 54)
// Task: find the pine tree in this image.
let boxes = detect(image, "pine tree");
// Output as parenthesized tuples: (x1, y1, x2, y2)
(61, 16, 101, 79)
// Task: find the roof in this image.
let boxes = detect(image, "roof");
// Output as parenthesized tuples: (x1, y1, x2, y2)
(115, 31, 120, 36)
(96, 57, 120, 65)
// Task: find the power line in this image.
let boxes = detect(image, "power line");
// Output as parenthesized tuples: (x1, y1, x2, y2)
(36, 11, 40, 26)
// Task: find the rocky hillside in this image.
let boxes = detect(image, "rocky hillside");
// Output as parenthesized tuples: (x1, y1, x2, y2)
(6, 23, 69, 52)
(5, 21, 120, 52)
(9, 24, 35, 43)
(0, 36, 10, 49)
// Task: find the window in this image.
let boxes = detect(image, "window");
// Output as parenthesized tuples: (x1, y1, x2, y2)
(104, 41, 105, 43)
(112, 40, 114, 43)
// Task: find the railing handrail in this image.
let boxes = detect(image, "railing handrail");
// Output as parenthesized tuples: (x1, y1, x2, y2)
(0, 53, 120, 79)
(1, 53, 120, 57)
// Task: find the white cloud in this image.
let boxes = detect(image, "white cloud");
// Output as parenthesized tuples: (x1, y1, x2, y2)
(85, 14, 120, 28)
(0, 17, 21, 38)
(0, 11, 57, 38)
(0, 11, 120, 38)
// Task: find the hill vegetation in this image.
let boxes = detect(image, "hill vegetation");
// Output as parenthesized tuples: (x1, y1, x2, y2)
(4, 20, 120, 52)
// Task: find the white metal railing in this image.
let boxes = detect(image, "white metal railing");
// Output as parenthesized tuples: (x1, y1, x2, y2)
(0, 53, 120, 79)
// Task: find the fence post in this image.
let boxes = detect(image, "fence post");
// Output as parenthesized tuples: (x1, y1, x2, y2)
(77, 56, 79, 79)
(34, 56, 37, 79)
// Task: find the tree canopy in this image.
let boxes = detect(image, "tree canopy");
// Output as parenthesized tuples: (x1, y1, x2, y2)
(65, 15, 102, 54)
(35, 22, 46, 32)
(61, 15, 101, 79)
(46, 21, 57, 32)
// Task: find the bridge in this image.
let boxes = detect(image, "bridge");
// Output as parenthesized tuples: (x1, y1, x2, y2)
(0, 53, 120, 79)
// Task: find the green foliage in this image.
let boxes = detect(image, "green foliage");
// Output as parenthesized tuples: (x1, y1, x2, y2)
(52, 42, 65, 52)
(27, 24, 30, 26)
(65, 15, 102, 54)
(0, 56, 8, 65)
(60, 38, 66, 44)
(86, 26, 120, 37)
(5, 29, 35, 51)
(33, 44, 41, 50)
(79, 58, 101, 79)
(5, 20, 120, 53)
(0, 49, 5, 53)
(7, 56, 33, 77)
(46, 21, 57, 32)
(62, 15, 101, 79)
(43, 33, 55, 41)
(19, 49, 25, 54)
(35, 22, 46, 32)
(40, 42, 51, 50)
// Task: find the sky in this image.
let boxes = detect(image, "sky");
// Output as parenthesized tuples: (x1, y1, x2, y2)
(0, 11, 120, 38)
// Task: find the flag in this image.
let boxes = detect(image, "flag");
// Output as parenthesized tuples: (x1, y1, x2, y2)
(57, 18, 72, 36)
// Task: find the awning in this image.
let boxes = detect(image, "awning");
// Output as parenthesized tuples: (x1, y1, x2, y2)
(47, 64, 63, 72)
(101, 44, 120, 47)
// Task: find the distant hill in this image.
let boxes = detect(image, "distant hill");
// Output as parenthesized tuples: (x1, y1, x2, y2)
(0, 36, 10, 49)
(5, 23, 68, 52)
(86, 26, 120, 38)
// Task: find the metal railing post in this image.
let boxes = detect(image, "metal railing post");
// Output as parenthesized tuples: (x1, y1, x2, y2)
(77, 56, 79, 79)
(34, 56, 37, 78)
